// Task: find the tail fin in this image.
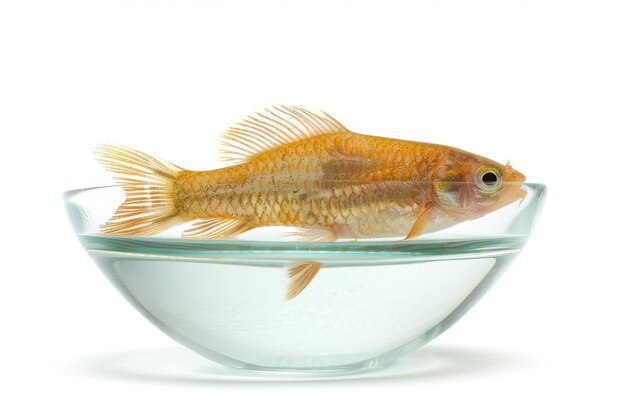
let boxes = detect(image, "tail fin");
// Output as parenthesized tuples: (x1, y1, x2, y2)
(93, 143, 184, 236)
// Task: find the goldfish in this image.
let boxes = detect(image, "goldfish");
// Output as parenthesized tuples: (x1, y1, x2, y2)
(94, 106, 526, 299)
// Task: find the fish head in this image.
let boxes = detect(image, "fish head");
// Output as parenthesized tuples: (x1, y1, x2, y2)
(432, 149, 526, 220)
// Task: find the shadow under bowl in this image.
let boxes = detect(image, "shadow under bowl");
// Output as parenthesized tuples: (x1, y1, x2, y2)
(64, 183, 545, 375)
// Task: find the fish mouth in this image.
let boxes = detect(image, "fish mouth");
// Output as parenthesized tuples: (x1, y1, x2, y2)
(500, 178, 527, 208)
(504, 162, 526, 182)
(506, 171, 526, 183)
(502, 166, 526, 206)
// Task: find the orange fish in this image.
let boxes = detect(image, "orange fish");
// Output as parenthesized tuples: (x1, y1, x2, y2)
(95, 106, 526, 299)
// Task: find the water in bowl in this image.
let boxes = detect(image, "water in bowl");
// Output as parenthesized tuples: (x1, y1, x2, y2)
(80, 232, 526, 374)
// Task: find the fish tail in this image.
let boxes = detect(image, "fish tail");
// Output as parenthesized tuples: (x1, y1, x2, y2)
(93, 143, 184, 236)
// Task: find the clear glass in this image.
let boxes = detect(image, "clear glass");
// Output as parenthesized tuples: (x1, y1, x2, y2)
(63, 183, 545, 375)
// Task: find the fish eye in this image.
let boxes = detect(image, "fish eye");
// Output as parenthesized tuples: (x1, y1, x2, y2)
(481, 171, 498, 186)
(475, 166, 502, 192)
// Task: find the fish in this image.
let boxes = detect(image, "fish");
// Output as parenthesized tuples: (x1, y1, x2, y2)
(94, 106, 526, 300)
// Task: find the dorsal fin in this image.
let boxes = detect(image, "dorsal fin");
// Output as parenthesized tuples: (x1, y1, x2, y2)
(217, 105, 348, 163)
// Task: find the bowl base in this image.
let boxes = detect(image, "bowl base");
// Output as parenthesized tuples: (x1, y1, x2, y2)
(225, 358, 393, 377)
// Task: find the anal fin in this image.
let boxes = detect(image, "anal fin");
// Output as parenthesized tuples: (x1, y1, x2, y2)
(287, 262, 322, 300)
(183, 217, 254, 239)
(285, 227, 336, 300)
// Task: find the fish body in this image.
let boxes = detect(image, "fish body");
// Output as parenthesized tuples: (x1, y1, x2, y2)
(175, 133, 447, 239)
(95, 106, 526, 299)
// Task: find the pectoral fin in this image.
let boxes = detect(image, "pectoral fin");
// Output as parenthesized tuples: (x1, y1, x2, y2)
(287, 262, 322, 300)
(404, 205, 434, 240)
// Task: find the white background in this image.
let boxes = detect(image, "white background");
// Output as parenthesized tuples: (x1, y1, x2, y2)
(1, 0, 625, 415)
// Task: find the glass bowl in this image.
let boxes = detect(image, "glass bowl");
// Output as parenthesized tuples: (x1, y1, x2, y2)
(64, 184, 545, 375)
